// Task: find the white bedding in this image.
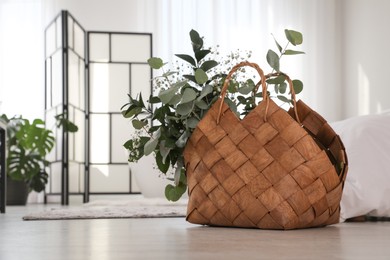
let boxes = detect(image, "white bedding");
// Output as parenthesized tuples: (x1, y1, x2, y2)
(330, 111, 390, 221)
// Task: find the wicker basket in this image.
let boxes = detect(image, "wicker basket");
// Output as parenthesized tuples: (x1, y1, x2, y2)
(183, 62, 348, 229)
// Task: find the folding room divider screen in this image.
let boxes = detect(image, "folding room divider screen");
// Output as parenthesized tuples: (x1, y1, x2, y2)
(44, 10, 152, 204)
(0, 120, 6, 212)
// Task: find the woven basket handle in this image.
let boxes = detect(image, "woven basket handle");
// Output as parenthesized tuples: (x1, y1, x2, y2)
(264, 72, 301, 124)
(217, 61, 301, 124)
(217, 62, 268, 123)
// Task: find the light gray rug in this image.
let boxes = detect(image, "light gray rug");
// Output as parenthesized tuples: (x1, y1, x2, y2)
(23, 198, 187, 221)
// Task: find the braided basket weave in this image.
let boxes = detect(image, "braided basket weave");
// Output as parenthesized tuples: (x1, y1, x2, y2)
(183, 62, 348, 229)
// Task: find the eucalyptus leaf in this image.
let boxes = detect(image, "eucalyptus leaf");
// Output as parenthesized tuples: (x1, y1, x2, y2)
(175, 131, 190, 148)
(147, 57, 164, 69)
(156, 151, 170, 173)
(284, 49, 305, 55)
(200, 60, 218, 72)
(187, 117, 200, 128)
(224, 98, 238, 115)
(124, 107, 142, 118)
(159, 140, 172, 164)
(195, 99, 209, 109)
(190, 29, 203, 51)
(292, 79, 304, 94)
(277, 95, 290, 103)
(195, 69, 208, 84)
(228, 81, 238, 93)
(158, 81, 186, 104)
(272, 34, 283, 53)
(138, 94, 146, 108)
(237, 85, 253, 95)
(152, 106, 168, 123)
(144, 129, 161, 155)
(165, 183, 186, 202)
(195, 49, 211, 62)
(174, 160, 184, 185)
(266, 49, 280, 71)
(132, 119, 147, 130)
(278, 82, 287, 94)
(198, 85, 213, 100)
(180, 88, 197, 104)
(285, 29, 303, 46)
(176, 101, 194, 116)
(164, 138, 177, 148)
(175, 54, 196, 67)
(266, 75, 285, 84)
(237, 96, 247, 104)
(168, 94, 182, 106)
(144, 137, 158, 156)
(183, 74, 196, 83)
(162, 71, 177, 77)
(149, 96, 161, 104)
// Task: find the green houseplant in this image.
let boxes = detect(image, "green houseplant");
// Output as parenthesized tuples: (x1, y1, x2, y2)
(122, 29, 304, 201)
(1, 113, 78, 204)
(1, 114, 55, 204)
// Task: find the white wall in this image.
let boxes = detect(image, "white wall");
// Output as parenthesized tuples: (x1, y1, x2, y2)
(341, 0, 390, 118)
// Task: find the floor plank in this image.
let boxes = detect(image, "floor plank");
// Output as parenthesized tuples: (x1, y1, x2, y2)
(1, 205, 390, 260)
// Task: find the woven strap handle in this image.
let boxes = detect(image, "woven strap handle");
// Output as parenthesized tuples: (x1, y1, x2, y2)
(264, 72, 301, 124)
(217, 61, 301, 124)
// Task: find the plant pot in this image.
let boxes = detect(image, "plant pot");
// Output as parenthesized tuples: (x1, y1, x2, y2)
(7, 178, 29, 205)
(129, 155, 171, 198)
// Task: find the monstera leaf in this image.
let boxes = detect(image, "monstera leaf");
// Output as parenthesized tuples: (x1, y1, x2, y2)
(7, 147, 41, 182)
(3, 114, 55, 192)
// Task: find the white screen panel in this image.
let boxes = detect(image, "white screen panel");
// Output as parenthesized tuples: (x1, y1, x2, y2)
(89, 33, 109, 62)
(131, 64, 151, 99)
(45, 108, 57, 162)
(56, 16, 62, 49)
(89, 114, 109, 163)
(74, 23, 85, 59)
(79, 59, 85, 110)
(69, 162, 80, 193)
(79, 164, 85, 192)
(74, 109, 85, 162)
(90, 63, 129, 113)
(68, 51, 79, 107)
(111, 34, 151, 63)
(68, 106, 75, 161)
(45, 22, 56, 58)
(67, 16, 74, 49)
(46, 58, 52, 109)
(90, 165, 129, 192)
(111, 114, 133, 163)
(50, 162, 62, 193)
(51, 51, 63, 107)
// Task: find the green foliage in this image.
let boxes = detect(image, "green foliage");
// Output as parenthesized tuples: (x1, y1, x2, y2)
(1, 114, 55, 192)
(55, 113, 79, 133)
(266, 29, 305, 103)
(147, 57, 164, 69)
(122, 29, 305, 201)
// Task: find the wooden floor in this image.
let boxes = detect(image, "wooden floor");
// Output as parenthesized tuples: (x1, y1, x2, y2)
(1, 205, 390, 260)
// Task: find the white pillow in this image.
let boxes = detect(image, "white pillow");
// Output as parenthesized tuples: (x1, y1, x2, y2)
(330, 112, 390, 221)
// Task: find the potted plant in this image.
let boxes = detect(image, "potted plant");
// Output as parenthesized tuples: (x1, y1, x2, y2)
(122, 29, 304, 201)
(0, 114, 55, 205)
